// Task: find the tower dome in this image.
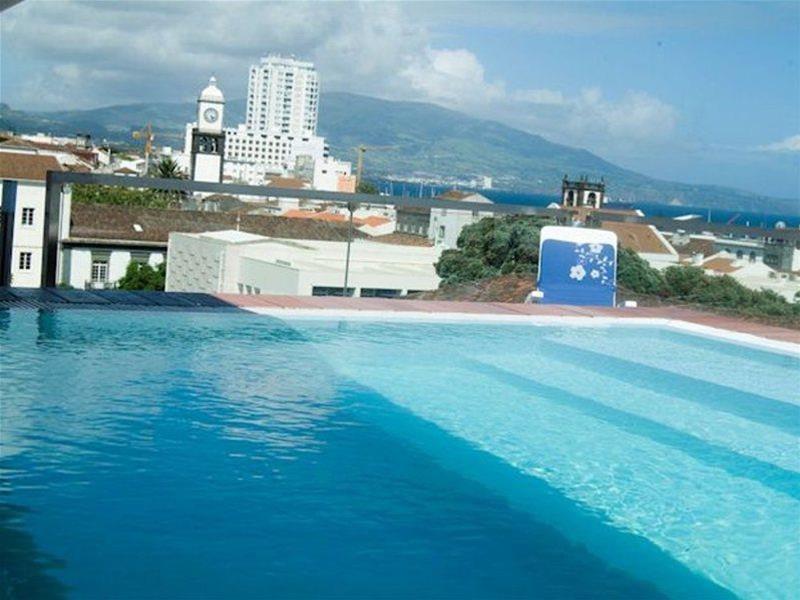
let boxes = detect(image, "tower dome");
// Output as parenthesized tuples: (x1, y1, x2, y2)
(199, 76, 224, 103)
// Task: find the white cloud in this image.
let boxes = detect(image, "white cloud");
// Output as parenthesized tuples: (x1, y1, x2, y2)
(400, 48, 505, 105)
(756, 135, 800, 153)
(570, 88, 679, 141)
(1, 0, 679, 150)
(512, 89, 565, 105)
(1, 1, 429, 109)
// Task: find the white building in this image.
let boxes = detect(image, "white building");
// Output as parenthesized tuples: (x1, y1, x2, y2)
(166, 230, 441, 297)
(697, 252, 800, 302)
(219, 125, 327, 183)
(245, 55, 319, 135)
(429, 190, 494, 249)
(61, 243, 165, 290)
(1, 135, 98, 172)
(313, 157, 355, 192)
(0, 150, 71, 288)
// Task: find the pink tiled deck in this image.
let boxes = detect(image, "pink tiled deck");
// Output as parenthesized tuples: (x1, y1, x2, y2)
(214, 294, 800, 345)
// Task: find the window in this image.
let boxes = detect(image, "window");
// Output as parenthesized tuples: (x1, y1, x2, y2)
(91, 260, 108, 283)
(18, 252, 32, 270)
(21, 207, 34, 226)
(312, 286, 354, 297)
(360, 288, 401, 298)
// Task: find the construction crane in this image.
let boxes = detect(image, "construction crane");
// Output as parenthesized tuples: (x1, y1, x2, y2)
(353, 144, 395, 188)
(341, 144, 396, 297)
(132, 123, 154, 175)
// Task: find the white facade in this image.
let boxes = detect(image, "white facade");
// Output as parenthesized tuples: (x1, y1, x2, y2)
(246, 55, 319, 136)
(60, 246, 164, 290)
(191, 77, 226, 184)
(0, 151, 72, 288)
(313, 157, 354, 192)
(429, 193, 494, 249)
(1, 179, 46, 287)
(700, 252, 800, 302)
(221, 125, 326, 182)
(166, 230, 442, 297)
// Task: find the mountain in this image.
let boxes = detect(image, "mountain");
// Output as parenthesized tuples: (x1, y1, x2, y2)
(1, 94, 796, 214)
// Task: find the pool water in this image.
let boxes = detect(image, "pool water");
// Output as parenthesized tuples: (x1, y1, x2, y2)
(1, 310, 798, 599)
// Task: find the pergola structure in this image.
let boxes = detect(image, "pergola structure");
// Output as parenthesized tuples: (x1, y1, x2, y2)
(41, 171, 800, 289)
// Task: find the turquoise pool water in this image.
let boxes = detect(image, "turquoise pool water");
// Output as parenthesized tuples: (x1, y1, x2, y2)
(1, 310, 798, 599)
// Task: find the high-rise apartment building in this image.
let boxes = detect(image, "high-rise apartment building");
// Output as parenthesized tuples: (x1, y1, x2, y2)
(245, 55, 319, 136)
(184, 55, 341, 187)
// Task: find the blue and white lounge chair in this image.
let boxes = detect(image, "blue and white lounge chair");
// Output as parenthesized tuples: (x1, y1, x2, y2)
(536, 226, 618, 307)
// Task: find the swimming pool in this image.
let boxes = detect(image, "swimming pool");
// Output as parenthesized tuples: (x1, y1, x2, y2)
(1, 309, 798, 599)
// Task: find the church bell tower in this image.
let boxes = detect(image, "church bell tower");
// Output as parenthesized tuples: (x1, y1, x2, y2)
(191, 76, 226, 183)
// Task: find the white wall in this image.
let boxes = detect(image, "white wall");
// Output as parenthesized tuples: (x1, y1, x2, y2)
(238, 257, 299, 295)
(2, 180, 45, 287)
(62, 247, 164, 289)
(640, 253, 680, 270)
(166, 233, 226, 292)
(167, 231, 441, 296)
(429, 206, 493, 249)
(313, 157, 351, 192)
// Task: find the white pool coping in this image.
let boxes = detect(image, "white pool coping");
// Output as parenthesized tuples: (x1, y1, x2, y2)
(242, 306, 800, 357)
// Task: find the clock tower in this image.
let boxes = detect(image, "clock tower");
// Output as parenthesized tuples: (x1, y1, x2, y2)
(191, 76, 226, 183)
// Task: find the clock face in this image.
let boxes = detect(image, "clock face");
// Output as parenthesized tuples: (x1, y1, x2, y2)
(203, 107, 219, 123)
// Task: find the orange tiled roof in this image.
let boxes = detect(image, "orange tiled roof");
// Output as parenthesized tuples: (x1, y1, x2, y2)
(266, 176, 307, 190)
(0, 152, 63, 181)
(282, 209, 348, 223)
(69, 204, 364, 244)
(600, 221, 675, 255)
(359, 215, 391, 227)
(702, 257, 740, 274)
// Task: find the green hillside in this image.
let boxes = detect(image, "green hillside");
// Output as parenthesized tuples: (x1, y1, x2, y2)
(1, 93, 795, 213)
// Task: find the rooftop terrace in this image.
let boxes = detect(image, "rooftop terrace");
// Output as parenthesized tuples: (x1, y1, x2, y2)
(2, 288, 798, 347)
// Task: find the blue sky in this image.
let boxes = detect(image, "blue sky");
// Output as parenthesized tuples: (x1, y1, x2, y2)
(1, 1, 798, 199)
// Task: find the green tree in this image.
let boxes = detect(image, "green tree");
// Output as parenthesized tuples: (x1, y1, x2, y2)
(72, 184, 178, 209)
(117, 261, 166, 291)
(432, 214, 799, 325)
(435, 215, 553, 285)
(616, 247, 667, 296)
(357, 180, 379, 194)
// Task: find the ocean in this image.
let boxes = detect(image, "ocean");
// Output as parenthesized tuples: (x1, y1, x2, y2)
(379, 180, 800, 229)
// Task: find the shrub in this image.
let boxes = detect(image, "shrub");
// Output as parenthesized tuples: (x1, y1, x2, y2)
(435, 215, 552, 285)
(72, 184, 179, 209)
(616, 247, 666, 296)
(117, 261, 166, 291)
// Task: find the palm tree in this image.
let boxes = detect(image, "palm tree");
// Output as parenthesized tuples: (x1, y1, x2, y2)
(154, 157, 184, 179)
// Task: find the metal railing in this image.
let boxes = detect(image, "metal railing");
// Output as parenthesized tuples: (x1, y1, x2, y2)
(42, 171, 800, 290)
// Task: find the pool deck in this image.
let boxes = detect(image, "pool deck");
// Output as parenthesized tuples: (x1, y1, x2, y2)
(218, 294, 800, 347)
(1, 288, 798, 349)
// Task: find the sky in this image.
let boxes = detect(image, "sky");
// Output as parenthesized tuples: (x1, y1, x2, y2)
(1, 0, 799, 199)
